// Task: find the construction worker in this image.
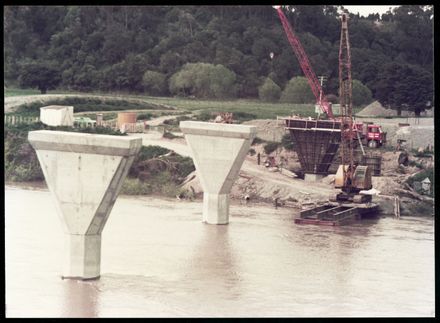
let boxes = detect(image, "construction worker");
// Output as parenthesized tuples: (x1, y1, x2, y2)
(274, 197, 280, 209)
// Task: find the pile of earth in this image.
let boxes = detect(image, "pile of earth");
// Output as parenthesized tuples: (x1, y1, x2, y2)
(388, 125, 435, 149)
(242, 119, 286, 142)
(356, 101, 397, 117)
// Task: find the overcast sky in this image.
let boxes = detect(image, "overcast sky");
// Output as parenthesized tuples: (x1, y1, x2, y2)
(343, 5, 400, 17)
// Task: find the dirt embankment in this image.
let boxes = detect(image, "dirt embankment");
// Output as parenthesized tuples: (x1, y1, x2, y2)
(6, 93, 433, 216)
(357, 100, 433, 117)
(148, 115, 433, 216)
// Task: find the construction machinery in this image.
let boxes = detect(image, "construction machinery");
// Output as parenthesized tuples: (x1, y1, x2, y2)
(330, 11, 373, 204)
(275, 6, 385, 149)
(291, 10, 378, 225)
(274, 6, 333, 119)
(355, 122, 387, 148)
(213, 112, 233, 124)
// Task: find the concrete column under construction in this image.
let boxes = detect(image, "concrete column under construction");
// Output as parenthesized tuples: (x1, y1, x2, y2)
(180, 121, 257, 224)
(28, 130, 142, 280)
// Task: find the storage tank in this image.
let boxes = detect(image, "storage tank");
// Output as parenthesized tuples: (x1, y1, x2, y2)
(117, 112, 137, 127)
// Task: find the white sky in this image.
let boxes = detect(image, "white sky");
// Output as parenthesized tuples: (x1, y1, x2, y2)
(343, 5, 400, 17)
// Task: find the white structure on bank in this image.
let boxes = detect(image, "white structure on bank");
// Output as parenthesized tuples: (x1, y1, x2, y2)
(180, 121, 257, 224)
(28, 130, 142, 280)
(40, 105, 74, 127)
(421, 177, 431, 195)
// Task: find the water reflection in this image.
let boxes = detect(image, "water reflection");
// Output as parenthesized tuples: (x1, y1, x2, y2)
(183, 224, 242, 299)
(61, 280, 100, 318)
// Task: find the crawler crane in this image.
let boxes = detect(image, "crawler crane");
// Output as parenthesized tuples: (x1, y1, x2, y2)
(330, 11, 373, 204)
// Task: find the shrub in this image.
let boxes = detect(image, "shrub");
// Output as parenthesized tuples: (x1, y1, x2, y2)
(252, 137, 265, 146)
(281, 133, 294, 151)
(280, 77, 315, 103)
(263, 141, 280, 155)
(163, 131, 178, 139)
(120, 178, 153, 195)
(196, 111, 212, 121)
(137, 113, 153, 121)
(142, 70, 167, 96)
(169, 63, 237, 99)
(136, 145, 170, 161)
(249, 148, 256, 156)
(258, 78, 281, 102)
(233, 111, 257, 122)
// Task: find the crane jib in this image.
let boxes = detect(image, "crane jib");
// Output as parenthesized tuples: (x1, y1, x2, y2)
(276, 8, 334, 119)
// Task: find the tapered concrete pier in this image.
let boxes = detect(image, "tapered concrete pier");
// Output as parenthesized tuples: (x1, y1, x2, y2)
(180, 121, 257, 224)
(28, 130, 141, 280)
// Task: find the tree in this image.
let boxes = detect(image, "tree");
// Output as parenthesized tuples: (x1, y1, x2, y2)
(375, 62, 433, 116)
(280, 76, 314, 103)
(4, 5, 434, 100)
(142, 70, 168, 96)
(18, 61, 61, 94)
(352, 79, 373, 106)
(169, 63, 237, 99)
(258, 78, 281, 102)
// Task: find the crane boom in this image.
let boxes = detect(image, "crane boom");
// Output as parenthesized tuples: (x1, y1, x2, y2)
(339, 12, 355, 191)
(275, 6, 334, 119)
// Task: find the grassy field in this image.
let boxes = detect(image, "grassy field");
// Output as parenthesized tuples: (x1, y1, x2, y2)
(5, 87, 366, 119)
(4, 88, 42, 97)
(126, 95, 366, 119)
(121, 96, 320, 119)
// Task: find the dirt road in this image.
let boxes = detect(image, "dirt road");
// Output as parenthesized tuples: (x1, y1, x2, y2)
(128, 132, 333, 204)
(4, 94, 176, 113)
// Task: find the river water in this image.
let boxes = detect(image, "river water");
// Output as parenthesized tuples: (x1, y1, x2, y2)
(5, 186, 435, 317)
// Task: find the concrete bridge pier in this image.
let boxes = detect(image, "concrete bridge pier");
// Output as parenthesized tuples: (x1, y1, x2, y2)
(180, 121, 257, 224)
(28, 130, 142, 280)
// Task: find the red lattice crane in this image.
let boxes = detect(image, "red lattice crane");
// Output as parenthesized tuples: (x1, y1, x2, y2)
(274, 6, 334, 119)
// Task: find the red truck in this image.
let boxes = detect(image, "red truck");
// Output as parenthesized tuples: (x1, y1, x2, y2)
(354, 122, 387, 148)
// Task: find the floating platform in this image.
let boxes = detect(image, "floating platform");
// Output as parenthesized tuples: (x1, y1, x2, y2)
(294, 202, 379, 226)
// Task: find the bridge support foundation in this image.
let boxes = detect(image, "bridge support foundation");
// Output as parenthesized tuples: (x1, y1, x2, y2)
(28, 130, 141, 280)
(180, 121, 256, 224)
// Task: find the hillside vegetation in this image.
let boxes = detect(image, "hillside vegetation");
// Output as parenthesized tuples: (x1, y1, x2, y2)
(4, 5, 433, 115)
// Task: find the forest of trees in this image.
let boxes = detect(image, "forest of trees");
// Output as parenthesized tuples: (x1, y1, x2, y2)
(4, 5, 434, 114)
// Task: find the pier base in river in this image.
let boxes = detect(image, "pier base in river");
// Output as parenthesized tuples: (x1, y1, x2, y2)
(180, 121, 256, 224)
(28, 130, 141, 280)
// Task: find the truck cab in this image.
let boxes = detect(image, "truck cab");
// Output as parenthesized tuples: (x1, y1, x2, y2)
(365, 124, 386, 148)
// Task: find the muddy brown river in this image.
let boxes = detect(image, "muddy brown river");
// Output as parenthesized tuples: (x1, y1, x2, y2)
(5, 186, 435, 317)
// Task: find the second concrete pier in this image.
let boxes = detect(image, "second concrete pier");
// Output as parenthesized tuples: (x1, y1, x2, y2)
(180, 121, 257, 224)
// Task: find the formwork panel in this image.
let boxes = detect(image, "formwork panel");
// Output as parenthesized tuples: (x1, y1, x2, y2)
(284, 118, 341, 175)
